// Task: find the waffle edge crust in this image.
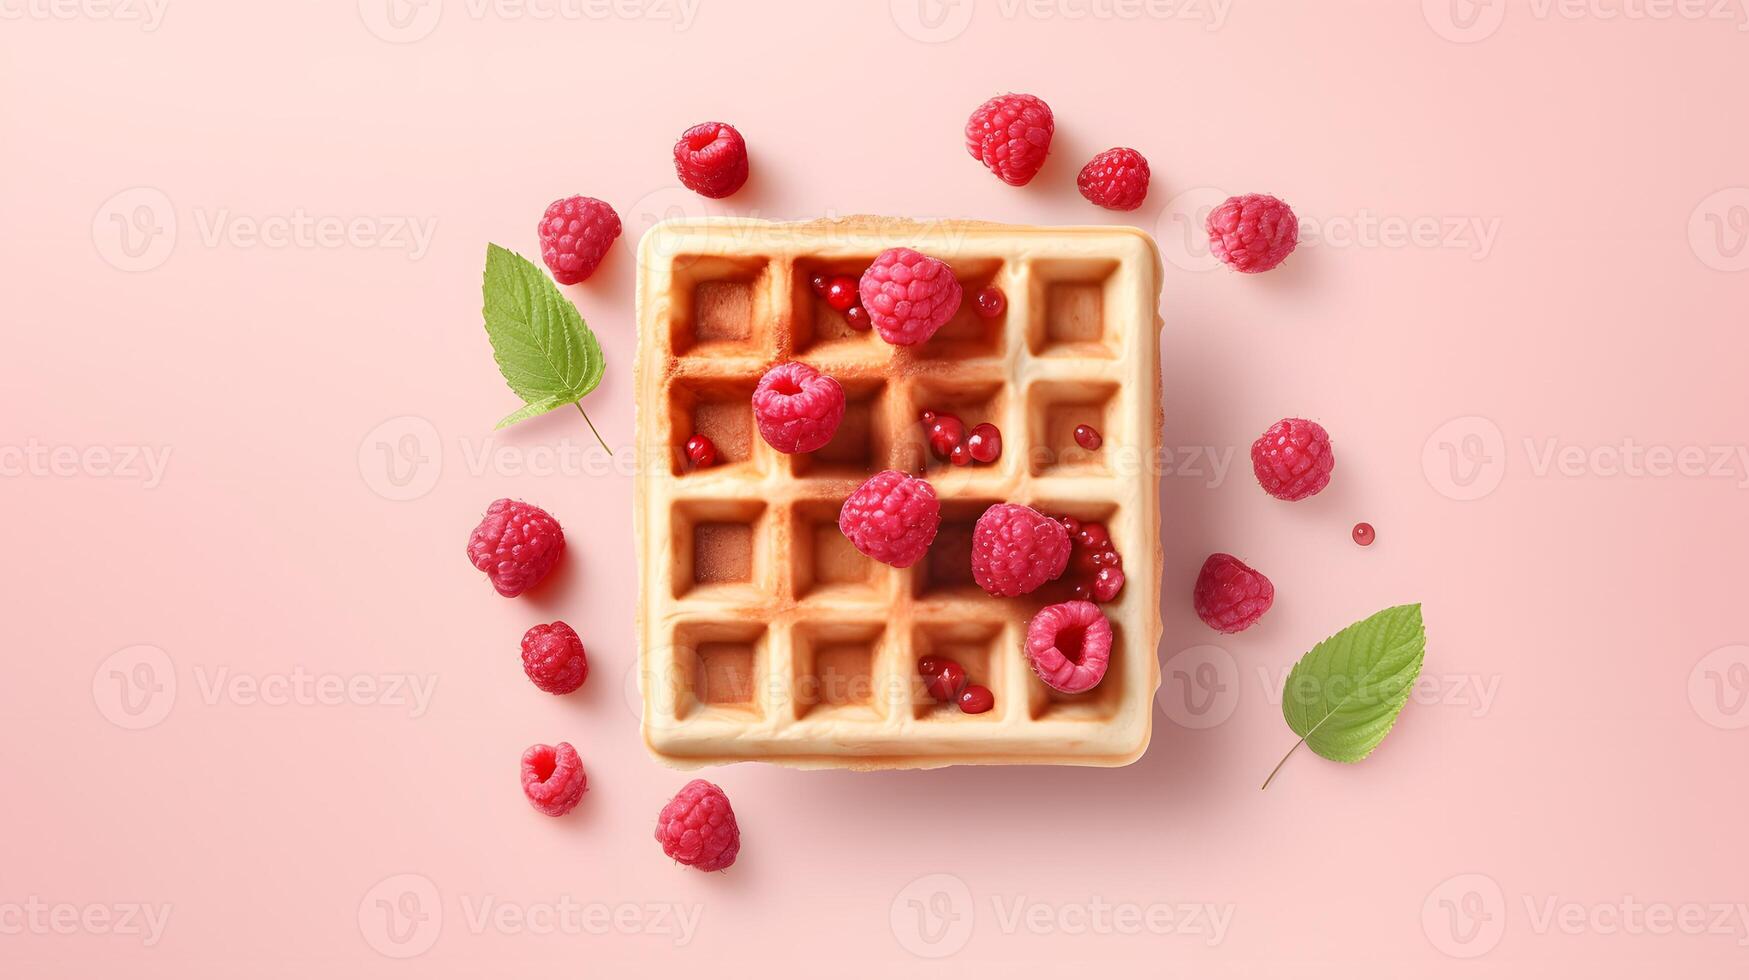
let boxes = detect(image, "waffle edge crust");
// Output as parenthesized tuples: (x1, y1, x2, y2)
(634, 216, 1163, 770)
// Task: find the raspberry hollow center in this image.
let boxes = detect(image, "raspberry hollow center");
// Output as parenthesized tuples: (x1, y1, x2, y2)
(1056, 626, 1086, 664)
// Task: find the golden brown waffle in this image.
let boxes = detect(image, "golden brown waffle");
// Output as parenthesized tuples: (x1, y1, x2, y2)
(633, 216, 1162, 769)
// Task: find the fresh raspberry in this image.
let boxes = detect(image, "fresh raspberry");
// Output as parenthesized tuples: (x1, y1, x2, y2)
(858, 247, 964, 346)
(467, 499, 565, 597)
(521, 742, 587, 817)
(752, 361, 845, 454)
(673, 122, 750, 199)
(838, 470, 941, 568)
(1206, 193, 1298, 273)
(520, 622, 588, 694)
(965, 93, 1054, 187)
(655, 779, 740, 872)
(1192, 553, 1274, 633)
(1077, 147, 1150, 211)
(970, 503, 1070, 597)
(1251, 418, 1335, 501)
(537, 195, 621, 285)
(1025, 600, 1113, 694)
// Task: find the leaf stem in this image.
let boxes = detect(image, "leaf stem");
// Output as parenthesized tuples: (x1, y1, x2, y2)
(576, 403, 611, 456)
(1261, 737, 1307, 791)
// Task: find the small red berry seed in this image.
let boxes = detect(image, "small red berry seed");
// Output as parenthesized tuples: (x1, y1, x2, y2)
(926, 414, 966, 459)
(1353, 522, 1376, 546)
(1075, 522, 1110, 552)
(949, 442, 974, 466)
(920, 410, 937, 424)
(975, 286, 1006, 318)
(957, 685, 994, 714)
(1074, 424, 1103, 450)
(1069, 581, 1094, 602)
(845, 305, 871, 330)
(1059, 516, 1082, 537)
(925, 661, 967, 702)
(1093, 565, 1126, 602)
(824, 276, 858, 312)
(965, 422, 1002, 463)
(918, 656, 947, 677)
(809, 274, 829, 296)
(684, 434, 717, 468)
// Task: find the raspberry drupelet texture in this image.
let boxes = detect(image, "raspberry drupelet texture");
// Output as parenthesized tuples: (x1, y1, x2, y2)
(970, 503, 1071, 597)
(537, 196, 621, 285)
(1193, 553, 1274, 633)
(1206, 193, 1298, 273)
(521, 742, 587, 816)
(752, 361, 845, 454)
(1251, 418, 1335, 501)
(672, 122, 750, 199)
(858, 247, 963, 346)
(520, 622, 588, 694)
(467, 499, 565, 597)
(1025, 600, 1113, 694)
(838, 470, 941, 568)
(655, 779, 740, 872)
(1077, 147, 1151, 211)
(965, 93, 1055, 186)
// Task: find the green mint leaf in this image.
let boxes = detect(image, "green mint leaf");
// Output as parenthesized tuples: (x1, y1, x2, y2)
(481, 243, 606, 432)
(1263, 603, 1426, 789)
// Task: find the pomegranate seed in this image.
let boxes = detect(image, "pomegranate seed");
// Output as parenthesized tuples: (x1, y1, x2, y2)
(924, 661, 967, 702)
(1093, 565, 1126, 602)
(684, 434, 717, 468)
(918, 656, 947, 677)
(920, 410, 937, 425)
(949, 442, 973, 466)
(1069, 581, 1094, 602)
(975, 285, 1006, 318)
(844, 305, 871, 330)
(926, 414, 965, 459)
(824, 275, 858, 312)
(957, 685, 994, 714)
(1074, 424, 1103, 450)
(965, 422, 1002, 463)
(1074, 522, 1111, 552)
(809, 273, 829, 297)
(1353, 522, 1376, 547)
(1059, 516, 1082, 537)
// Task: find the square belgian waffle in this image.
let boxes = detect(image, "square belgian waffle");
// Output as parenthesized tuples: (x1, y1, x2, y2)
(633, 216, 1162, 769)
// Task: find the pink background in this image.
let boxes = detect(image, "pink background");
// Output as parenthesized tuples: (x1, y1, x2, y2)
(5, 0, 1748, 975)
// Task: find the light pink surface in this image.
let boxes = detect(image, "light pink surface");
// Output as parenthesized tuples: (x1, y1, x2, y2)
(5, 2, 1749, 975)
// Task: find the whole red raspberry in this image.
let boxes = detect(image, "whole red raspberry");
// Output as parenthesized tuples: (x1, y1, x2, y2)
(1192, 553, 1274, 633)
(752, 361, 845, 454)
(838, 470, 941, 568)
(1251, 417, 1335, 501)
(521, 742, 587, 817)
(1207, 193, 1298, 273)
(965, 93, 1054, 187)
(655, 779, 740, 872)
(1077, 147, 1150, 211)
(858, 247, 964, 347)
(537, 195, 621, 285)
(1025, 600, 1113, 694)
(466, 499, 565, 597)
(970, 503, 1070, 597)
(672, 121, 749, 199)
(520, 622, 588, 694)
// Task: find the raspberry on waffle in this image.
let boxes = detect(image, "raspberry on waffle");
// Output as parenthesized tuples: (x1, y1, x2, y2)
(633, 217, 1163, 769)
